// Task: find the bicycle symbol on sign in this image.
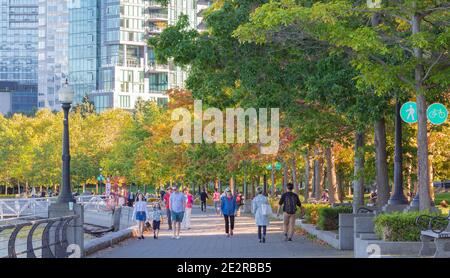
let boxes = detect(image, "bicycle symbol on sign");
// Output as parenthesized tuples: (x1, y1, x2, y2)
(429, 109, 445, 119)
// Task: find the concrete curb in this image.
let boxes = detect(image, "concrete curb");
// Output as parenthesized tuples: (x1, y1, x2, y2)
(271, 213, 340, 249)
(296, 220, 340, 249)
(84, 226, 136, 256)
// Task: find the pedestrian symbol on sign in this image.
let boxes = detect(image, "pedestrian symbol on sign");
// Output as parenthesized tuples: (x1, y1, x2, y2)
(400, 102, 418, 124)
(406, 105, 415, 121)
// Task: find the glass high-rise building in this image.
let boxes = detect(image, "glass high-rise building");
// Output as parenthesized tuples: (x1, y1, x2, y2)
(37, 0, 69, 111)
(68, 0, 100, 107)
(67, 0, 210, 113)
(68, 0, 168, 112)
(0, 0, 39, 115)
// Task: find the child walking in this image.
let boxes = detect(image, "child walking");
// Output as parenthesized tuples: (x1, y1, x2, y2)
(152, 203, 163, 239)
(132, 193, 149, 239)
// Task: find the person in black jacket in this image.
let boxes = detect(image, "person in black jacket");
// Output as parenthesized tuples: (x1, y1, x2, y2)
(277, 183, 302, 242)
(200, 188, 209, 212)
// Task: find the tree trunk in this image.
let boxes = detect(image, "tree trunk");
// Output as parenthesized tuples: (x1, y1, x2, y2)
(325, 145, 339, 204)
(282, 159, 288, 192)
(353, 132, 365, 212)
(253, 176, 257, 198)
(303, 152, 310, 201)
(271, 163, 275, 195)
(374, 118, 390, 207)
(292, 158, 298, 194)
(412, 13, 431, 211)
(337, 167, 345, 202)
(313, 147, 324, 199)
(263, 174, 267, 196)
(406, 156, 413, 201)
(230, 176, 234, 194)
(321, 160, 326, 197)
(429, 157, 435, 204)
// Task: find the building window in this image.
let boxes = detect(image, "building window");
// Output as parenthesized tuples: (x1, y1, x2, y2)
(119, 95, 130, 108)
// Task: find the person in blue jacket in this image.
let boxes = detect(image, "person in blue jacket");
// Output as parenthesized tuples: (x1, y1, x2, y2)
(221, 187, 237, 237)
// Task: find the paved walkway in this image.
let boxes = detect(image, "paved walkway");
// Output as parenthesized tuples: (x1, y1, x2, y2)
(91, 207, 352, 258)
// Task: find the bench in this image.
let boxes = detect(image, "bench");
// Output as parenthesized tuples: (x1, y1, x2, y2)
(415, 214, 450, 258)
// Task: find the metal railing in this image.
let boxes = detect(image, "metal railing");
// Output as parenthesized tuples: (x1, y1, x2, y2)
(0, 215, 79, 258)
(0, 195, 107, 220)
(148, 13, 168, 20)
(0, 198, 54, 220)
(356, 207, 375, 214)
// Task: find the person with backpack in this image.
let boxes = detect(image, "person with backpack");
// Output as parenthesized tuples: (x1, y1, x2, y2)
(252, 187, 271, 243)
(277, 182, 302, 241)
(200, 188, 209, 212)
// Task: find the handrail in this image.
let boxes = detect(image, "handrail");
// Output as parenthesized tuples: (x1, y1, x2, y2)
(0, 215, 80, 258)
(415, 214, 450, 234)
(356, 207, 375, 214)
(0, 195, 107, 220)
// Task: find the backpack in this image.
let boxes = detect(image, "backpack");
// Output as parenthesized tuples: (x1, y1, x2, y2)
(284, 193, 297, 214)
(236, 194, 242, 204)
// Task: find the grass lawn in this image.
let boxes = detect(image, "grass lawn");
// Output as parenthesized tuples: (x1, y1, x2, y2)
(435, 191, 450, 204)
(435, 191, 450, 215)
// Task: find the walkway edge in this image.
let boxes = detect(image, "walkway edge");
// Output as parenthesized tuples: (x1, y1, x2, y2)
(296, 220, 340, 249)
(272, 214, 340, 249)
(84, 226, 136, 256)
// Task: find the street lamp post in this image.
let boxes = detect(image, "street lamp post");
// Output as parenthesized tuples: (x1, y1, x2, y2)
(57, 80, 75, 204)
(388, 100, 408, 205)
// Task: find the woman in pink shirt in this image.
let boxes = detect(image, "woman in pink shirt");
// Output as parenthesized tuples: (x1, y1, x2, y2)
(182, 187, 194, 229)
(213, 188, 221, 215)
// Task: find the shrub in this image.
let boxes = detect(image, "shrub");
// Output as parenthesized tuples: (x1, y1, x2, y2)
(374, 211, 443, 242)
(317, 206, 353, 230)
(302, 204, 330, 225)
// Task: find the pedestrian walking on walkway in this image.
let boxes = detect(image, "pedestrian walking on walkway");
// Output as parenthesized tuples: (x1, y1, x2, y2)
(252, 187, 270, 243)
(277, 183, 302, 241)
(152, 203, 162, 239)
(200, 188, 209, 212)
(182, 187, 193, 229)
(132, 193, 150, 239)
(169, 186, 186, 239)
(213, 188, 221, 215)
(221, 187, 237, 237)
(235, 190, 243, 217)
(164, 187, 173, 230)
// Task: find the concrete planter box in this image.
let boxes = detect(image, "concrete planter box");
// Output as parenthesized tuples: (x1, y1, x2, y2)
(338, 213, 376, 250)
(297, 220, 340, 249)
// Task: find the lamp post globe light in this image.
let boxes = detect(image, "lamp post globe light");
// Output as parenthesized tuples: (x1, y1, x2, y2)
(57, 80, 76, 204)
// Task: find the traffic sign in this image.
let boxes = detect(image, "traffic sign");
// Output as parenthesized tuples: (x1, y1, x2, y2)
(266, 162, 282, 171)
(400, 102, 418, 124)
(427, 103, 448, 125)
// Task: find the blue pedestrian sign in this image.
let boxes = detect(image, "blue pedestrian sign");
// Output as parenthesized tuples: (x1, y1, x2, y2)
(400, 102, 418, 124)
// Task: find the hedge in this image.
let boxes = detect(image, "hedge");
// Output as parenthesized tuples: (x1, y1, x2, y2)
(317, 206, 353, 230)
(302, 204, 330, 225)
(374, 211, 443, 242)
